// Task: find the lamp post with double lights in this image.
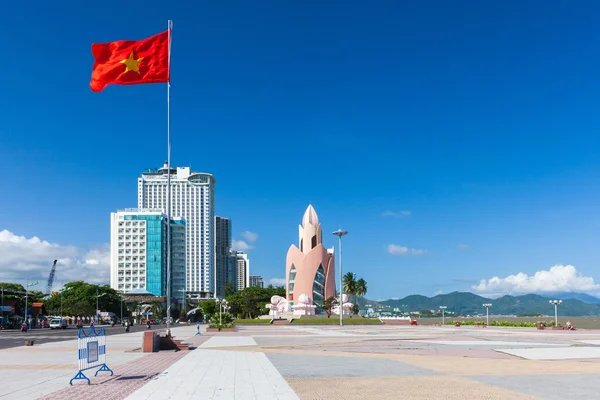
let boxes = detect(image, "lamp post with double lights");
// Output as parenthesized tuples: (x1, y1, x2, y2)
(439, 306, 447, 325)
(217, 299, 229, 325)
(549, 300, 562, 327)
(332, 229, 348, 327)
(483, 303, 492, 326)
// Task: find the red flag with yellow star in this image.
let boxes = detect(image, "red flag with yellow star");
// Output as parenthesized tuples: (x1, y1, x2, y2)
(90, 30, 169, 92)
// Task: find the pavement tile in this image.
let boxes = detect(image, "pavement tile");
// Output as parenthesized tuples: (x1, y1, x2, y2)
(286, 376, 540, 400)
(266, 352, 437, 378)
(471, 374, 600, 400)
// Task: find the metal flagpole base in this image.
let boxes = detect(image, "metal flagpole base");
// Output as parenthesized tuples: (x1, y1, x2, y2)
(95, 363, 114, 376)
(70, 370, 91, 385)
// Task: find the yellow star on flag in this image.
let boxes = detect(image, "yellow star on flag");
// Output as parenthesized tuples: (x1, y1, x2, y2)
(120, 51, 144, 74)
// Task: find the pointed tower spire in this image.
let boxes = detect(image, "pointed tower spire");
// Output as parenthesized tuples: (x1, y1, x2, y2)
(299, 204, 321, 253)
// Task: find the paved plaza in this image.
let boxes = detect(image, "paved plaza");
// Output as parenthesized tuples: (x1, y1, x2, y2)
(3, 324, 600, 399)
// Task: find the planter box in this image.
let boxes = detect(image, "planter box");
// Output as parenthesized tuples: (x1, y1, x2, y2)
(206, 326, 237, 332)
(454, 322, 461, 327)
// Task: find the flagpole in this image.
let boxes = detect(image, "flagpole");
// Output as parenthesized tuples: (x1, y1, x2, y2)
(166, 19, 173, 334)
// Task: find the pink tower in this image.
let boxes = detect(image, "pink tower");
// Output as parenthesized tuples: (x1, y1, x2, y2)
(285, 205, 336, 313)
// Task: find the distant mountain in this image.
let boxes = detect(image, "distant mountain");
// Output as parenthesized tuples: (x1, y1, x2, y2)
(372, 291, 600, 317)
(540, 292, 600, 304)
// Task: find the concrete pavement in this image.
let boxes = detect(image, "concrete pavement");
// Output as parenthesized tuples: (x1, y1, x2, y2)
(0, 324, 196, 399)
(5, 323, 600, 399)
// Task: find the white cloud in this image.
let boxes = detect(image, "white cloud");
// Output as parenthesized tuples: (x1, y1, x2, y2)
(240, 231, 258, 243)
(387, 244, 427, 256)
(472, 265, 600, 295)
(434, 290, 444, 295)
(382, 210, 411, 218)
(458, 244, 469, 250)
(0, 229, 109, 288)
(267, 278, 286, 287)
(231, 240, 253, 251)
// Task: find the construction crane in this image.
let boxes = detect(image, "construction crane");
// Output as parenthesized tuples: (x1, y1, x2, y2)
(45, 260, 58, 296)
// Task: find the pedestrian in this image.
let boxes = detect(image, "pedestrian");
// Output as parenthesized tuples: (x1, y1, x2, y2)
(125, 319, 130, 333)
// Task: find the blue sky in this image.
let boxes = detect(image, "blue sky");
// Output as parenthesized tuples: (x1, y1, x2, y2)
(2, 1, 600, 299)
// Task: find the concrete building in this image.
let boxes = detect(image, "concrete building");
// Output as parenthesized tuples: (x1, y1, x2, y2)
(138, 163, 216, 299)
(233, 251, 250, 291)
(214, 216, 232, 298)
(285, 205, 335, 313)
(249, 275, 264, 288)
(109, 209, 186, 304)
(170, 218, 186, 307)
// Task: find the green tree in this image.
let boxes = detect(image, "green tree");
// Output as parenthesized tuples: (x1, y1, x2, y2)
(226, 286, 286, 319)
(320, 296, 338, 318)
(356, 278, 367, 298)
(343, 272, 357, 307)
(150, 301, 164, 319)
(44, 282, 123, 318)
(201, 300, 217, 322)
(224, 281, 235, 297)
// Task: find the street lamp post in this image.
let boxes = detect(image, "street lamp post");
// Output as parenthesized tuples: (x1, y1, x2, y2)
(179, 289, 186, 321)
(120, 298, 125, 324)
(96, 288, 106, 324)
(24, 279, 39, 329)
(549, 300, 562, 327)
(332, 229, 348, 327)
(483, 303, 492, 326)
(217, 299, 228, 325)
(440, 306, 447, 325)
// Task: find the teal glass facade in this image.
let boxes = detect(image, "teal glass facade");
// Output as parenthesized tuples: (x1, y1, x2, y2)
(124, 214, 166, 297)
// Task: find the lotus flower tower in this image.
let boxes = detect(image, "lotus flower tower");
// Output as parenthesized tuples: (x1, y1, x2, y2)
(284, 205, 337, 315)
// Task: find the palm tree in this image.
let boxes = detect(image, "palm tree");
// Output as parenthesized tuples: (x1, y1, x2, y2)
(343, 272, 357, 302)
(150, 301, 164, 319)
(356, 278, 368, 306)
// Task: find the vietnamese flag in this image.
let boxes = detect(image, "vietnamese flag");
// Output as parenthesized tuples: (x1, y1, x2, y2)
(90, 30, 169, 92)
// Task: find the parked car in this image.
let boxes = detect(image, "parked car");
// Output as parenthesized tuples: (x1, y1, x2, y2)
(49, 318, 68, 329)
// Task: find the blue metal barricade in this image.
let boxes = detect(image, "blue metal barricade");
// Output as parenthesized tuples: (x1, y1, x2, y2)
(70, 326, 113, 385)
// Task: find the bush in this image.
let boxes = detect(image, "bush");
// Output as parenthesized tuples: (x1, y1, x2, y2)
(220, 312, 234, 324)
(445, 320, 540, 328)
(209, 322, 234, 330)
(233, 319, 271, 325)
(291, 318, 382, 325)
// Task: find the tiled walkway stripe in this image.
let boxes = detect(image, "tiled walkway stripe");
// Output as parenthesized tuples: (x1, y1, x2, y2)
(40, 335, 209, 400)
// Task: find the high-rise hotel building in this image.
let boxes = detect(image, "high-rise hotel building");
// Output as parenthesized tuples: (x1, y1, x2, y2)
(234, 251, 250, 291)
(214, 216, 232, 298)
(109, 209, 186, 303)
(138, 163, 216, 298)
